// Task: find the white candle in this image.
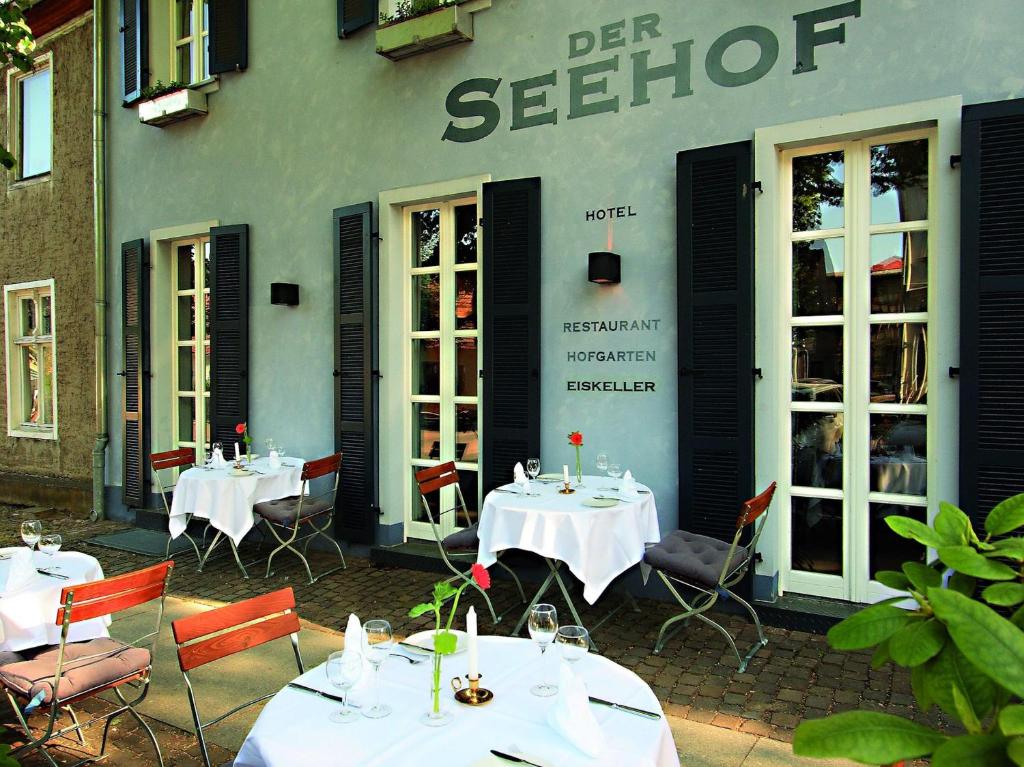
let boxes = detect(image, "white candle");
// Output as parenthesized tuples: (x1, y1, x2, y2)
(467, 606, 479, 680)
(234, 442, 241, 460)
(563, 464, 569, 483)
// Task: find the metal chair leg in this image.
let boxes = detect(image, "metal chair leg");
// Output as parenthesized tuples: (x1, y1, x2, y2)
(496, 559, 527, 603)
(66, 705, 87, 746)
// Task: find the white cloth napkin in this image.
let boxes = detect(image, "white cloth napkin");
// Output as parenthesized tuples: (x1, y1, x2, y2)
(619, 470, 640, 499)
(268, 450, 281, 469)
(211, 447, 228, 468)
(547, 661, 607, 758)
(513, 462, 531, 495)
(0, 548, 38, 593)
(343, 613, 372, 690)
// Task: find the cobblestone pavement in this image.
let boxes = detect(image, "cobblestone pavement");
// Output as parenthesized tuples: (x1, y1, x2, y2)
(1, 508, 949, 765)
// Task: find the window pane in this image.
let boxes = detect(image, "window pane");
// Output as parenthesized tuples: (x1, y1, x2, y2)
(792, 151, 844, 232)
(176, 0, 193, 36)
(792, 496, 843, 574)
(178, 346, 195, 391)
(178, 397, 196, 442)
(203, 241, 211, 287)
(20, 296, 35, 335)
(40, 294, 52, 335)
(455, 337, 477, 397)
(39, 345, 53, 425)
(792, 412, 843, 490)
(870, 322, 927, 404)
(455, 205, 478, 264)
(456, 404, 478, 463)
(413, 274, 439, 331)
(870, 231, 927, 313)
(870, 503, 926, 577)
(20, 68, 52, 178)
(458, 469, 479, 525)
(455, 271, 477, 330)
(21, 345, 38, 423)
(414, 404, 440, 460)
(177, 43, 193, 82)
(870, 140, 928, 226)
(203, 343, 211, 391)
(178, 296, 196, 341)
(412, 476, 439, 525)
(793, 238, 844, 316)
(412, 339, 440, 395)
(870, 414, 927, 496)
(177, 245, 196, 290)
(792, 326, 843, 402)
(411, 209, 440, 268)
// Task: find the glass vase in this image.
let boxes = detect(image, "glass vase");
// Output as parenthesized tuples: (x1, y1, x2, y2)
(575, 447, 583, 486)
(420, 650, 452, 727)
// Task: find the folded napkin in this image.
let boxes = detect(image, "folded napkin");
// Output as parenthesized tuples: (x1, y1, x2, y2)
(547, 662, 607, 758)
(619, 470, 640, 500)
(343, 613, 371, 689)
(211, 447, 228, 469)
(268, 449, 281, 469)
(0, 548, 38, 593)
(513, 462, 531, 495)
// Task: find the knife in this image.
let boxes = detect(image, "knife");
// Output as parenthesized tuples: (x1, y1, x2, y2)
(398, 640, 430, 653)
(588, 696, 660, 720)
(490, 750, 544, 767)
(287, 682, 359, 707)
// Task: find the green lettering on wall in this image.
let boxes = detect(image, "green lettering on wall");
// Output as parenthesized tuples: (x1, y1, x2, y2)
(568, 30, 596, 59)
(631, 40, 693, 107)
(601, 20, 627, 50)
(632, 13, 661, 43)
(705, 25, 779, 87)
(793, 0, 861, 74)
(568, 57, 620, 120)
(511, 71, 558, 131)
(442, 78, 502, 143)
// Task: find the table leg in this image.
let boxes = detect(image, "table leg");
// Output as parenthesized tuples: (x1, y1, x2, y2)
(548, 560, 598, 652)
(511, 566, 559, 637)
(510, 559, 598, 652)
(198, 530, 250, 579)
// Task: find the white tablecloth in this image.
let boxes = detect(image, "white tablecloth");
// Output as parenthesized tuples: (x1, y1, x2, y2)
(476, 476, 660, 604)
(872, 455, 927, 497)
(169, 458, 305, 545)
(0, 549, 109, 653)
(234, 636, 678, 767)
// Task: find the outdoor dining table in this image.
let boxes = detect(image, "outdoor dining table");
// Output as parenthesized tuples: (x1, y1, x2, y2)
(0, 548, 108, 652)
(233, 635, 678, 767)
(476, 476, 660, 648)
(169, 457, 305, 577)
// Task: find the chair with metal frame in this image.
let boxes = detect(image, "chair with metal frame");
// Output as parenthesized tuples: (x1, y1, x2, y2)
(415, 462, 526, 624)
(171, 587, 304, 767)
(0, 561, 175, 767)
(251, 453, 347, 585)
(644, 482, 777, 672)
(151, 447, 207, 562)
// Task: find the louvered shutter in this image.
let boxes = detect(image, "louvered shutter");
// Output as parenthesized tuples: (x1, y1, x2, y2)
(482, 178, 542, 496)
(960, 98, 1024, 524)
(338, 0, 378, 38)
(122, 239, 150, 508)
(334, 203, 379, 544)
(120, 0, 147, 104)
(208, 0, 248, 74)
(209, 225, 249, 451)
(677, 143, 755, 539)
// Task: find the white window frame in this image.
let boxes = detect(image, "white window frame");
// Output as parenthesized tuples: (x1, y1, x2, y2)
(4, 279, 58, 440)
(5, 52, 53, 184)
(171, 0, 209, 85)
(753, 96, 962, 603)
(170, 236, 211, 454)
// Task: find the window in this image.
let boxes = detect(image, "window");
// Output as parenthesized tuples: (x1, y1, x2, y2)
(4, 280, 57, 438)
(9, 61, 52, 179)
(171, 237, 211, 452)
(173, 0, 210, 83)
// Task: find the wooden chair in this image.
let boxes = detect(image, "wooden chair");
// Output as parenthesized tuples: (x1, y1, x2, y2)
(251, 453, 347, 584)
(150, 447, 205, 562)
(644, 482, 777, 671)
(415, 462, 526, 624)
(172, 588, 304, 767)
(0, 561, 174, 767)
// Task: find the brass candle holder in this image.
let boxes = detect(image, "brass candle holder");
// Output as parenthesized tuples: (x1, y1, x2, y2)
(451, 674, 494, 706)
(558, 481, 575, 495)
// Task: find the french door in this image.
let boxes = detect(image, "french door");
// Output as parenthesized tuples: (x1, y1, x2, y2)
(405, 198, 481, 541)
(782, 130, 933, 603)
(171, 237, 211, 456)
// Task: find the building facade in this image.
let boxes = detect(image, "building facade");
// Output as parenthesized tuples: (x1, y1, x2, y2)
(104, 0, 1024, 606)
(0, 0, 96, 512)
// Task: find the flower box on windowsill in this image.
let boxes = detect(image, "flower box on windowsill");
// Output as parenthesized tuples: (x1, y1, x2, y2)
(376, 4, 474, 61)
(138, 88, 207, 127)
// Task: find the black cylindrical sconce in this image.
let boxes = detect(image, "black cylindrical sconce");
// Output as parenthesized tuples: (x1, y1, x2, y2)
(588, 251, 621, 284)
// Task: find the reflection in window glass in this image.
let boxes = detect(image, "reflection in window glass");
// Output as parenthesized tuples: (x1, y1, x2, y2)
(792, 496, 843, 574)
(455, 205, 478, 264)
(870, 323, 927, 404)
(178, 296, 197, 341)
(414, 403, 441, 460)
(870, 415, 926, 496)
(412, 338, 440, 395)
(455, 337, 477, 397)
(870, 140, 928, 226)
(20, 297, 35, 335)
(455, 271, 477, 330)
(792, 326, 843, 401)
(40, 296, 52, 334)
(21, 346, 39, 423)
(793, 238, 844, 316)
(871, 503, 926, 576)
(178, 396, 196, 442)
(459, 469, 479, 524)
(792, 151, 844, 232)
(792, 412, 844, 490)
(178, 346, 195, 392)
(456, 404, 478, 463)
(413, 274, 440, 331)
(19, 68, 52, 178)
(412, 209, 441, 267)
(177, 245, 196, 290)
(870, 232, 927, 313)
(413, 477, 440, 524)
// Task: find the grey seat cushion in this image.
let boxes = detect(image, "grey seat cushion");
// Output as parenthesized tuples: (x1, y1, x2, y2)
(254, 496, 332, 525)
(644, 530, 748, 589)
(0, 638, 151, 704)
(442, 524, 479, 552)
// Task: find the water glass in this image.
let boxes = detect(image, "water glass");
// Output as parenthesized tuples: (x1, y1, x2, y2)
(526, 458, 540, 480)
(607, 463, 623, 485)
(556, 625, 590, 664)
(363, 619, 394, 719)
(528, 603, 558, 697)
(20, 520, 42, 550)
(326, 649, 363, 723)
(39, 534, 62, 557)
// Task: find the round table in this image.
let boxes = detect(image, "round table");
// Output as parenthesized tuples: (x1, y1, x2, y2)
(234, 636, 678, 767)
(0, 548, 108, 652)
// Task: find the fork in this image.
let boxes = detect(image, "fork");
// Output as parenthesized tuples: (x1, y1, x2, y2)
(389, 652, 425, 664)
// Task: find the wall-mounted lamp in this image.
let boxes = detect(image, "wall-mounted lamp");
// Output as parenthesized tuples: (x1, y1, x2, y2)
(588, 251, 621, 285)
(270, 282, 300, 306)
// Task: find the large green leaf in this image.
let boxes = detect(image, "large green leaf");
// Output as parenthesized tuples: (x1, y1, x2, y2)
(433, 631, 457, 655)
(889, 618, 946, 667)
(792, 711, 945, 763)
(887, 516, 946, 548)
(433, 581, 458, 603)
(938, 546, 1018, 581)
(952, 683, 983, 734)
(936, 502, 976, 546)
(903, 561, 942, 592)
(1001, 706, 1024, 737)
(932, 735, 1013, 767)
(926, 644, 997, 723)
(989, 538, 1024, 562)
(912, 662, 934, 712)
(827, 604, 914, 650)
(929, 588, 1024, 699)
(1014, 607, 1024, 631)
(984, 583, 1024, 607)
(949, 571, 978, 597)
(408, 602, 434, 618)
(987, 494, 1024, 537)
(875, 570, 911, 591)
(1009, 737, 1024, 766)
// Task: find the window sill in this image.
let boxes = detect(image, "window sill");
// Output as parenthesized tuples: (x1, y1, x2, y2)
(138, 87, 208, 128)
(7, 173, 52, 192)
(376, 0, 490, 61)
(9, 428, 57, 441)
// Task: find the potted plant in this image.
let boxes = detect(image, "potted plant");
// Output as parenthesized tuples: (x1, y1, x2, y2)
(376, 0, 475, 61)
(792, 494, 1024, 766)
(137, 80, 208, 127)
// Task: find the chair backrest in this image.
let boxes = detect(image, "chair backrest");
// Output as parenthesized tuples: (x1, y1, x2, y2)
(736, 481, 778, 530)
(300, 452, 342, 483)
(57, 561, 174, 627)
(415, 461, 459, 495)
(151, 447, 196, 472)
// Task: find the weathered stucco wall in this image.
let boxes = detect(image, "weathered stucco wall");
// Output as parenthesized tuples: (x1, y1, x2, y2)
(0, 17, 95, 511)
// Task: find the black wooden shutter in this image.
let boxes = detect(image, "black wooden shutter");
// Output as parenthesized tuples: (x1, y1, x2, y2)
(334, 203, 379, 544)
(482, 178, 542, 496)
(677, 142, 755, 540)
(208, 0, 248, 74)
(209, 224, 249, 452)
(122, 239, 150, 508)
(960, 98, 1024, 524)
(120, 0, 147, 104)
(338, 0, 378, 38)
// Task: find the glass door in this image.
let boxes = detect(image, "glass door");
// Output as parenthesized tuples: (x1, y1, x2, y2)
(405, 198, 481, 541)
(784, 131, 932, 603)
(172, 237, 211, 458)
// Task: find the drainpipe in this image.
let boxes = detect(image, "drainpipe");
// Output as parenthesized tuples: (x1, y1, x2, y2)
(90, 0, 108, 522)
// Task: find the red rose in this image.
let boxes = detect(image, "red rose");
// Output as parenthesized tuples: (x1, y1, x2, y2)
(470, 563, 491, 590)
(568, 431, 583, 447)
(235, 422, 246, 435)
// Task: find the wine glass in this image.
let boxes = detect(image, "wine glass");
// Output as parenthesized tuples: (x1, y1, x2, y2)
(211, 442, 223, 465)
(556, 625, 590, 665)
(607, 463, 623, 492)
(596, 453, 613, 489)
(526, 458, 540, 481)
(21, 520, 42, 550)
(362, 620, 394, 719)
(528, 603, 558, 697)
(326, 649, 363, 723)
(39, 533, 62, 558)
